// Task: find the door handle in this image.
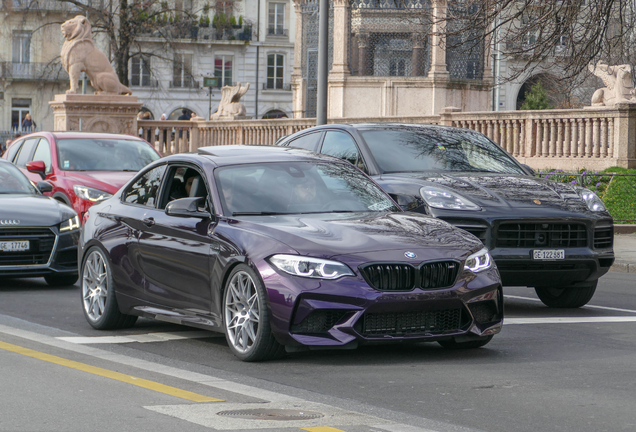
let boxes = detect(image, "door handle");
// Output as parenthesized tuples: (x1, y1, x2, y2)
(142, 217, 155, 227)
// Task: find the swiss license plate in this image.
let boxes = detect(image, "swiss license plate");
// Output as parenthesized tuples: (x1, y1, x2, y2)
(0, 241, 30, 252)
(532, 249, 565, 260)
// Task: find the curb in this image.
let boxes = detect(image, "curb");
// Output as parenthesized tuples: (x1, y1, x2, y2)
(610, 261, 636, 273)
(615, 224, 636, 234)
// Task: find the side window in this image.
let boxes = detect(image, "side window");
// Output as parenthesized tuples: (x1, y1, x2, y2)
(15, 138, 40, 168)
(320, 131, 367, 172)
(288, 132, 322, 151)
(160, 166, 209, 210)
(31, 138, 52, 173)
(123, 164, 167, 207)
(5, 140, 24, 163)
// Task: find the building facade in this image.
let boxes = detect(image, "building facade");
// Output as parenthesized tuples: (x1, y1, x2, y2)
(0, 0, 295, 132)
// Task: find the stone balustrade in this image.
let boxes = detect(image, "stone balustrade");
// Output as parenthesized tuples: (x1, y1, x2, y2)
(138, 105, 636, 170)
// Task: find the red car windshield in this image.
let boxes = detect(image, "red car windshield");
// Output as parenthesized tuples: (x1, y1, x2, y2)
(56, 138, 160, 172)
(0, 163, 36, 194)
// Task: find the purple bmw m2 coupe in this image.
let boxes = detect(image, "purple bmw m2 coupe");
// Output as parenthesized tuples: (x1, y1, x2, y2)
(79, 146, 503, 361)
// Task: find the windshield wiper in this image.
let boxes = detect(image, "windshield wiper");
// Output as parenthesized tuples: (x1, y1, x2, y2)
(297, 210, 359, 214)
(232, 211, 285, 216)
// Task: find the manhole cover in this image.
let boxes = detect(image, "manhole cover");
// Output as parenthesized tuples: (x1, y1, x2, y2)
(217, 409, 324, 421)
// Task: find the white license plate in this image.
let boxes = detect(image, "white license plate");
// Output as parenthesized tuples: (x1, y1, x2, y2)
(532, 249, 565, 260)
(0, 241, 30, 252)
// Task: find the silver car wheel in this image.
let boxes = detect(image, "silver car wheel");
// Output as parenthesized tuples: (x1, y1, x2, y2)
(82, 250, 109, 322)
(224, 271, 261, 354)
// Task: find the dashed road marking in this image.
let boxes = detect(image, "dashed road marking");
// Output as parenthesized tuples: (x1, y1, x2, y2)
(0, 340, 223, 403)
(57, 330, 217, 344)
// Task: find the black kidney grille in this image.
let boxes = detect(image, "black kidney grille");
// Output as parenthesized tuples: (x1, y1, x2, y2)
(0, 228, 56, 266)
(361, 264, 416, 291)
(361, 309, 463, 337)
(291, 310, 348, 335)
(593, 227, 613, 249)
(421, 262, 459, 288)
(496, 223, 587, 248)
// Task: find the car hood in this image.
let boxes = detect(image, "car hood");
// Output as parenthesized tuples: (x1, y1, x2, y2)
(64, 171, 137, 194)
(233, 212, 483, 259)
(0, 195, 76, 227)
(380, 172, 590, 212)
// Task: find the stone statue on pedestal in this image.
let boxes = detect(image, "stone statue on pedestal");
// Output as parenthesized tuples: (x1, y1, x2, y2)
(211, 83, 250, 120)
(61, 15, 132, 95)
(589, 61, 636, 106)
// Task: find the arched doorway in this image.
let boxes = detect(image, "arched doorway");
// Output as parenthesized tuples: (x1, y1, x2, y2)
(262, 109, 288, 119)
(516, 73, 564, 110)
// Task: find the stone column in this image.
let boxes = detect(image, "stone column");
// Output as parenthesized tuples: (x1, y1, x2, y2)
(412, 33, 426, 76)
(328, 0, 351, 118)
(49, 94, 142, 135)
(614, 103, 636, 168)
(428, 0, 449, 78)
(358, 33, 370, 76)
(291, 0, 306, 118)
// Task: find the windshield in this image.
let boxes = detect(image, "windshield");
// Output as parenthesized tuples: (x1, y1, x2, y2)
(361, 127, 526, 174)
(56, 138, 160, 172)
(215, 162, 400, 216)
(0, 163, 36, 194)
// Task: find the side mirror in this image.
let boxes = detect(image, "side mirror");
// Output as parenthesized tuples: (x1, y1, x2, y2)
(165, 196, 211, 219)
(521, 164, 536, 176)
(36, 181, 53, 193)
(26, 160, 47, 180)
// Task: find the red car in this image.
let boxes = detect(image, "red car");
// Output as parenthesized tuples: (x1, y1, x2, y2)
(2, 132, 161, 220)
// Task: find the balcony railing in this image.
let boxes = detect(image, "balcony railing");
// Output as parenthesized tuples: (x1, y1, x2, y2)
(262, 82, 292, 91)
(130, 79, 159, 88)
(0, 62, 68, 81)
(267, 27, 289, 37)
(4, 0, 103, 11)
(138, 24, 252, 42)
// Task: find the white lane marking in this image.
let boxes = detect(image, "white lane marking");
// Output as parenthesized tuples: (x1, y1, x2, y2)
(505, 316, 636, 325)
(505, 295, 636, 314)
(57, 331, 216, 344)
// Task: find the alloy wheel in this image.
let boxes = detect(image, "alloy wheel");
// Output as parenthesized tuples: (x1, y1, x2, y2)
(224, 271, 261, 353)
(82, 250, 109, 322)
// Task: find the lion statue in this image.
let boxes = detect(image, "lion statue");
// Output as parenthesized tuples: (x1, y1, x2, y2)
(61, 15, 132, 95)
(589, 61, 636, 106)
(211, 83, 250, 120)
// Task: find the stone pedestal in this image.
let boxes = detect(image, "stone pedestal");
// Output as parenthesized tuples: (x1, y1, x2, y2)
(49, 94, 142, 135)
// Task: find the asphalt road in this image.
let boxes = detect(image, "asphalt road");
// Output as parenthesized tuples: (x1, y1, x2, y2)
(1, 272, 635, 432)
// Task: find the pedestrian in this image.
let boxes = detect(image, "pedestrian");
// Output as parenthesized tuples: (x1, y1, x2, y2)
(177, 109, 189, 139)
(190, 112, 197, 120)
(160, 113, 168, 145)
(3, 132, 22, 157)
(21, 113, 36, 132)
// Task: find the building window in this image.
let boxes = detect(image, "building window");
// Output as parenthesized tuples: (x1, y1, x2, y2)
(131, 55, 151, 86)
(173, 53, 194, 88)
(214, 55, 233, 87)
(267, 54, 284, 89)
(12, 30, 31, 63)
(268, 3, 286, 36)
(11, 98, 31, 132)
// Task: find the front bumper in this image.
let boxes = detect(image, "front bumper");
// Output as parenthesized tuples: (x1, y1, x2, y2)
(0, 227, 79, 278)
(259, 262, 503, 349)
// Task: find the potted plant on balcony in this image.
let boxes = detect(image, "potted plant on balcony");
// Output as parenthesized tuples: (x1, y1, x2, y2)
(230, 15, 241, 29)
(200, 14, 209, 27)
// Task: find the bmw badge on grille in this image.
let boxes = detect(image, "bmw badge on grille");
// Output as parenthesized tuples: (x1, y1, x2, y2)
(404, 251, 417, 259)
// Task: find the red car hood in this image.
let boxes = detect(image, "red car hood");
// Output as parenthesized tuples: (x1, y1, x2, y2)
(64, 171, 137, 194)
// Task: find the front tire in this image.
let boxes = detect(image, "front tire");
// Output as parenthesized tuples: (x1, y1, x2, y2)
(45, 273, 78, 286)
(534, 281, 597, 308)
(438, 335, 493, 349)
(81, 246, 137, 330)
(223, 264, 285, 362)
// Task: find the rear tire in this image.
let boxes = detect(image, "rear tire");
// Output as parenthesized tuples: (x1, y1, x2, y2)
(438, 335, 493, 349)
(534, 281, 597, 308)
(223, 264, 285, 362)
(81, 246, 137, 330)
(45, 273, 78, 287)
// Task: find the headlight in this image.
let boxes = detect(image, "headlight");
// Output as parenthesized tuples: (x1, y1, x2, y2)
(73, 185, 112, 202)
(464, 248, 493, 273)
(420, 186, 481, 211)
(60, 215, 80, 232)
(579, 188, 606, 212)
(268, 254, 354, 280)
